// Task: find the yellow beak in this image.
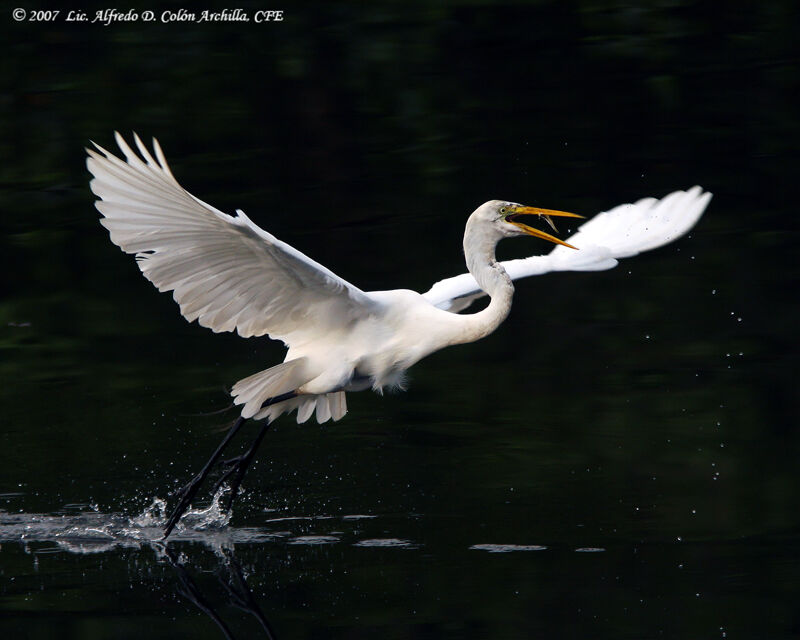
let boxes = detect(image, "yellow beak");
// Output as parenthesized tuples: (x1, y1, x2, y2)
(506, 206, 585, 250)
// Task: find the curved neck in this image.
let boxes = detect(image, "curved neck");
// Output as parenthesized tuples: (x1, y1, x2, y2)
(446, 216, 515, 346)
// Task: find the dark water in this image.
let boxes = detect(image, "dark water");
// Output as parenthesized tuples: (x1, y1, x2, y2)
(2, 3, 798, 638)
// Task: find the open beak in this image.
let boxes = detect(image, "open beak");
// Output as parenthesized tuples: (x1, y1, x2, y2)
(506, 205, 585, 250)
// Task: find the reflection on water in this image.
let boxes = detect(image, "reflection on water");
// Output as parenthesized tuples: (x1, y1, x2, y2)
(0, 499, 634, 639)
(2, 499, 799, 639)
(164, 546, 277, 640)
(0, 504, 573, 638)
(0, 503, 432, 638)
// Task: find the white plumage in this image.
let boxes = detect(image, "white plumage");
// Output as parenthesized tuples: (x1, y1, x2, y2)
(88, 133, 712, 427)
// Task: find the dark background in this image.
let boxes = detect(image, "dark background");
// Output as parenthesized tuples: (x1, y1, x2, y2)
(1, 2, 798, 638)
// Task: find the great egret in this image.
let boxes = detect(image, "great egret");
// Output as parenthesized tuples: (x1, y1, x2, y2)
(87, 133, 711, 538)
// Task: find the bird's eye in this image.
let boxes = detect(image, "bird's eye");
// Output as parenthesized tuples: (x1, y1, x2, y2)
(499, 207, 507, 215)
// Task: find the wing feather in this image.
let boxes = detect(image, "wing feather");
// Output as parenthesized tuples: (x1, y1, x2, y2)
(423, 187, 712, 312)
(88, 133, 381, 344)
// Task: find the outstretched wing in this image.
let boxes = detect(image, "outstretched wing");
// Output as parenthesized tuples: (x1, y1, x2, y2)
(88, 132, 381, 345)
(423, 186, 712, 312)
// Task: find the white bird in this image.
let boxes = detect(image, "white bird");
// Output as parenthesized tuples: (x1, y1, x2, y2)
(86, 133, 711, 537)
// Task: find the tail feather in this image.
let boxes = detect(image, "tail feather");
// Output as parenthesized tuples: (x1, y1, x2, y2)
(296, 396, 316, 423)
(231, 357, 348, 424)
(316, 396, 332, 423)
(253, 391, 348, 424)
(331, 392, 347, 421)
(232, 357, 310, 419)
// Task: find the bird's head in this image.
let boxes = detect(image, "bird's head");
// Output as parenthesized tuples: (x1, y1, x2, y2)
(479, 200, 584, 249)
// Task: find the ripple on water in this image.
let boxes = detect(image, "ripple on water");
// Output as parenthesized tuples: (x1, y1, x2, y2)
(469, 544, 548, 553)
(353, 538, 417, 548)
(287, 535, 340, 545)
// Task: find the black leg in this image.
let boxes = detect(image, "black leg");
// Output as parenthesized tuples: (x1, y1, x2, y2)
(213, 421, 272, 513)
(163, 415, 248, 539)
(163, 390, 298, 539)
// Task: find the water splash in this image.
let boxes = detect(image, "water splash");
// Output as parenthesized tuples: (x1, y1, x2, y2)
(0, 508, 154, 554)
(129, 497, 168, 528)
(0, 492, 406, 554)
(161, 485, 233, 533)
(0, 487, 243, 554)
